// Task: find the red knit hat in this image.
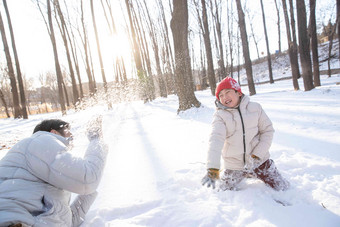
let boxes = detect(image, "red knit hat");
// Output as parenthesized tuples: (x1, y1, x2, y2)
(215, 77, 242, 100)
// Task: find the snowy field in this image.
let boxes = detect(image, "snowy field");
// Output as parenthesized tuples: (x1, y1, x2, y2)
(1, 73, 340, 227)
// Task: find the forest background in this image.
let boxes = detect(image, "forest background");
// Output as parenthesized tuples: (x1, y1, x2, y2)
(0, 0, 338, 118)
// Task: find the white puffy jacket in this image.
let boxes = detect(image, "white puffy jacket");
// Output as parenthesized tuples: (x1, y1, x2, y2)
(207, 95, 274, 170)
(0, 131, 108, 227)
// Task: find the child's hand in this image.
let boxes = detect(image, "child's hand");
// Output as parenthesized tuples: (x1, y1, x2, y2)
(202, 168, 220, 189)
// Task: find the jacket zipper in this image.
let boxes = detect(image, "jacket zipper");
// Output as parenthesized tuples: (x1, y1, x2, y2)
(237, 107, 246, 165)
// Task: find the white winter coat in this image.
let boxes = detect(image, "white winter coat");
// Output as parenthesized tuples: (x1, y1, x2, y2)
(0, 131, 108, 227)
(207, 95, 274, 170)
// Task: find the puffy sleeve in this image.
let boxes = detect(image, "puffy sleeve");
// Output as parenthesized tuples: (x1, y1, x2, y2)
(251, 104, 274, 160)
(25, 134, 108, 195)
(71, 191, 98, 227)
(206, 111, 226, 169)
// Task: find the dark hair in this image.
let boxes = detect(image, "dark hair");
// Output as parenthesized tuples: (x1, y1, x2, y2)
(33, 119, 70, 134)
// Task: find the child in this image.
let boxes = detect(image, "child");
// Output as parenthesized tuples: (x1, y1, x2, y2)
(202, 77, 289, 191)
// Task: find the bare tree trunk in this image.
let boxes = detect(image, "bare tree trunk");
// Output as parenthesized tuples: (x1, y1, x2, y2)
(115, 56, 127, 83)
(80, 0, 95, 95)
(0, 10, 21, 118)
(114, 57, 122, 83)
(227, 0, 233, 78)
(260, 0, 274, 83)
(101, 0, 123, 85)
(103, 0, 128, 85)
(46, 0, 66, 114)
(54, 0, 79, 105)
(3, 0, 27, 118)
(245, 8, 261, 60)
(171, 0, 201, 112)
(143, 0, 167, 97)
(296, 0, 314, 91)
(125, 0, 149, 102)
(199, 35, 208, 89)
(225, 44, 229, 77)
(338, 0, 340, 64)
(39, 74, 48, 114)
(193, 0, 206, 89)
(282, 0, 299, 90)
(0, 89, 10, 118)
(237, 28, 240, 83)
(69, 32, 84, 99)
(62, 79, 70, 107)
(161, 0, 175, 71)
(88, 41, 97, 92)
(201, 0, 216, 96)
(274, 0, 282, 53)
(212, 0, 225, 81)
(132, 2, 156, 101)
(114, 58, 119, 83)
(235, 0, 255, 95)
(63, 1, 84, 100)
(309, 0, 320, 86)
(327, 18, 338, 77)
(90, 0, 108, 95)
(36, 0, 66, 114)
(289, 0, 301, 78)
(158, 0, 175, 95)
(120, 56, 127, 82)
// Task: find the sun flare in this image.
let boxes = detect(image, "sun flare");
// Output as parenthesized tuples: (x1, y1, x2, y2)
(100, 33, 131, 60)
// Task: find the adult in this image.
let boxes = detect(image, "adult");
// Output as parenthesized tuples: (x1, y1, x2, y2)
(0, 117, 108, 226)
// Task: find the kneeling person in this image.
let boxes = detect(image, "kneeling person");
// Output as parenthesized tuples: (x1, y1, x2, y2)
(202, 77, 289, 191)
(0, 118, 108, 227)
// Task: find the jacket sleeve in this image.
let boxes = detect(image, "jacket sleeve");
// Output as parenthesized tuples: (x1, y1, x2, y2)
(71, 191, 98, 227)
(26, 134, 108, 195)
(206, 111, 226, 169)
(251, 105, 274, 160)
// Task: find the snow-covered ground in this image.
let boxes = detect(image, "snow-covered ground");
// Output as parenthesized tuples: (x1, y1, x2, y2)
(1, 40, 340, 226)
(1, 73, 340, 226)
